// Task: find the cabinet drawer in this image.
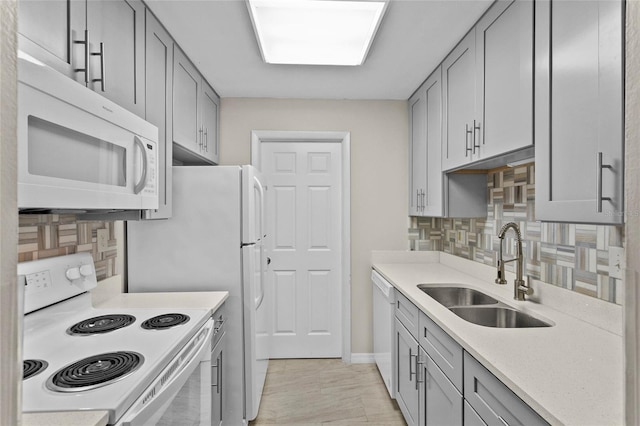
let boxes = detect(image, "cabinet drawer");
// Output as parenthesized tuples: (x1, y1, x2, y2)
(395, 290, 420, 339)
(419, 311, 463, 392)
(464, 352, 548, 426)
(464, 401, 486, 426)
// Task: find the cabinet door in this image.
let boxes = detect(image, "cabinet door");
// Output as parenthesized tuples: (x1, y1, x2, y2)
(201, 81, 220, 164)
(419, 349, 463, 426)
(211, 337, 224, 426)
(442, 31, 477, 170)
(143, 10, 173, 219)
(86, 0, 146, 117)
(395, 318, 419, 426)
(17, 0, 86, 82)
(173, 46, 202, 157)
(535, 0, 623, 224)
(476, 0, 533, 159)
(423, 67, 443, 217)
(409, 84, 427, 216)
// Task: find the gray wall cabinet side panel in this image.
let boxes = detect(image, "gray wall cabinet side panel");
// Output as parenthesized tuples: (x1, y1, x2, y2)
(395, 318, 419, 426)
(535, 0, 623, 224)
(143, 10, 173, 219)
(419, 311, 463, 392)
(476, 0, 533, 159)
(445, 173, 487, 218)
(424, 67, 444, 217)
(17, 0, 86, 83)
(464, 352, 548, 426)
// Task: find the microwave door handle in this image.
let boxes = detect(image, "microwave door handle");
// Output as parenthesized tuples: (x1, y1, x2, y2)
(133, 136, 148, 194)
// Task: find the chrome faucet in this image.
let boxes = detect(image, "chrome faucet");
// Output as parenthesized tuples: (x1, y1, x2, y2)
(495, 222, 533, 301)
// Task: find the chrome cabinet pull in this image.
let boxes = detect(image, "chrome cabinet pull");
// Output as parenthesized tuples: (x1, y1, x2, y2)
(133, 136, 148, 194)
(421, 189, 426, 211)
(91, 42, 106, 92)
(211, 359, 220, 393)
(415, 354, 424, 390)
(204, 128, 208, 152)
(416, 190, 420, 211)
(473, 120, 481, 152)
(409, 350, 417, 382)
(198, 126, 204, 150)
(465, 124, 473, 157)
(596, 152, 613, 213)
(74, 30, 90, 84)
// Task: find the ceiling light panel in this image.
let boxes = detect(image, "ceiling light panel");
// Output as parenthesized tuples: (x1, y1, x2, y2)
(247, 0, 388, 66)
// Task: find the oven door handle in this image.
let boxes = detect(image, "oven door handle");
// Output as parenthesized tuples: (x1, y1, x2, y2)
(120, 319, 214, 426)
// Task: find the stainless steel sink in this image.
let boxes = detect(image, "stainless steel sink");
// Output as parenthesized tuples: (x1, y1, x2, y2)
(417, 285, 499, 307)
(449, 307, 552, 328)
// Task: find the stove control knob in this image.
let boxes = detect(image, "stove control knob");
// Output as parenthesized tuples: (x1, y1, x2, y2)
(65, 267, 81, 281)
(79, 264, 93, 277)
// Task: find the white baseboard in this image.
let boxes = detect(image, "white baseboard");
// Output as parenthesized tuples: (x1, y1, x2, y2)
(350, 353, 375, 363)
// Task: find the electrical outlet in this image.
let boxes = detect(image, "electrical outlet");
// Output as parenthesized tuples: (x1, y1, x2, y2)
(97, 229, 109, 253)
(609, 246, 625, 279)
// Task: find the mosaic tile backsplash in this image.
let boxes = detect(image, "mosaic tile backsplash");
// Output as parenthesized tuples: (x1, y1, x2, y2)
(409, 163, 625, 304)
(18, 215, 119, 281)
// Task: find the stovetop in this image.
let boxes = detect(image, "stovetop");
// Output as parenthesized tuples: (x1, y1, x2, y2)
(19, 253, 210, 423)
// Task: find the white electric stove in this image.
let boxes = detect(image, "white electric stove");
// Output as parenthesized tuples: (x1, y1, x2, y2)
(19, 253, 216, 425)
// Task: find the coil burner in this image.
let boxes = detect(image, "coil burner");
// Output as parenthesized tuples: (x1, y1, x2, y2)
(46, 351, 144, 392)
(67, 314, 136, 335)
(141, 313, 190, 330)
(23, 359, 48, 380)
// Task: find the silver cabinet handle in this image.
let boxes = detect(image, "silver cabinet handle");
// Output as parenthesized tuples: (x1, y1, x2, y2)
(211, 359, 220, 392)
(198, 126, 204, 150)
(465, 124, 473, 157)
(421, 189, 426, 211)
(133, 136, 148, 194)
(416, 190, 420, 212)
(409, 350, 417, 382)
(473, 119, 481, 152)
(415, 354, 424, 390)
(204, 127, 208, 152)
(91, 42, 106, 92)
(597, 152, 613, 213)
(74, 29, 90, 84)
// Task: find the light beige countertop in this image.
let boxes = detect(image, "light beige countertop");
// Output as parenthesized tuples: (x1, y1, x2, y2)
(22, 291, 229, 426)
(372, 251, 623, 426)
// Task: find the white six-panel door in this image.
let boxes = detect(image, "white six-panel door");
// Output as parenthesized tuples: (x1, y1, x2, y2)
(261, 141, 342, 358)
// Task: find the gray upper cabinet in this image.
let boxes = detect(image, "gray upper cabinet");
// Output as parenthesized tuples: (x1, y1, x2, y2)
(173, 47, 218, 165)
(476, 0, 533, 159)
(86, 0, 146, 117)
(18, 0, 146, 117)
(442, 30, 477, 171)
(409, 67, 443, 217)
(17, 0, 86, 83)
(143, 10, 173, 219)
(441, 0, 534, 172)
(535, 0, 624, 224)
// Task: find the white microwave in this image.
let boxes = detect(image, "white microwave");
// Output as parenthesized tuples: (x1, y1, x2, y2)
(17, 52, 158, 213)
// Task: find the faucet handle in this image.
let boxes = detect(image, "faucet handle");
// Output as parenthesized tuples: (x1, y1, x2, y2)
(495, 260, 507, 284)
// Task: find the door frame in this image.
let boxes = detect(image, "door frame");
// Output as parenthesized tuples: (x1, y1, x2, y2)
(251, 130, 352, 362)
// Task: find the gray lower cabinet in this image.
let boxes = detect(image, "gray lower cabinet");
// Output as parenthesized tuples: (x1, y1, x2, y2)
(143, 10, 173, 219)
(420, 348, 463, 426)
(534, 0, 624, 224)
(464, 352, 548, 426)
(395, 317, 420, 426)
(393, 291, 548, 426)
(211, 330, 224, 426)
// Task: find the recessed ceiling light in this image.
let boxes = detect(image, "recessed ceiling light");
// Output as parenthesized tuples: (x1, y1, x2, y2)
(246, 0, 388, 66)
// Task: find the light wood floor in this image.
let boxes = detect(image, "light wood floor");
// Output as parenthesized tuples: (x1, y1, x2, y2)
(249, 359, 406, 425)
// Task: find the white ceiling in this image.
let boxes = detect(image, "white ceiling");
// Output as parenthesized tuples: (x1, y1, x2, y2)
(145, 0, 494, 100)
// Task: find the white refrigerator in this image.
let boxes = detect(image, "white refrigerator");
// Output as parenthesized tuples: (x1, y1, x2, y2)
(127, 165, 269, 424)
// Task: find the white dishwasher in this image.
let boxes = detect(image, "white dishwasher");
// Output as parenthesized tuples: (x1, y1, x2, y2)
(371, 269, 395, 398)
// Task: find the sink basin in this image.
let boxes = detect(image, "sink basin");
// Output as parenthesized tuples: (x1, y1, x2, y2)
(417, 285, 499, 307)
(449, 307, 552, 328)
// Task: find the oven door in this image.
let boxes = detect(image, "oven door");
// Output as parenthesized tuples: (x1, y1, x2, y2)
(118, 319, 214, 426)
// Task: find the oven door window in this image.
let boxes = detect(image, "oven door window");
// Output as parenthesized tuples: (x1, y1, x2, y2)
(28, 115, 126, 187)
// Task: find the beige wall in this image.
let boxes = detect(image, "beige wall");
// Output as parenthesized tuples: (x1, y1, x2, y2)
(220, 98, 409, 354)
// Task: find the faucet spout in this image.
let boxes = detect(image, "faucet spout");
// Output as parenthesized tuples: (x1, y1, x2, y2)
(495, 222, 532, 300)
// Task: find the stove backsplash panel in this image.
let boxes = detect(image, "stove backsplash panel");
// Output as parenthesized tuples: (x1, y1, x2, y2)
(18, 215, 118, 281)
(409, 163, 625, 305)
